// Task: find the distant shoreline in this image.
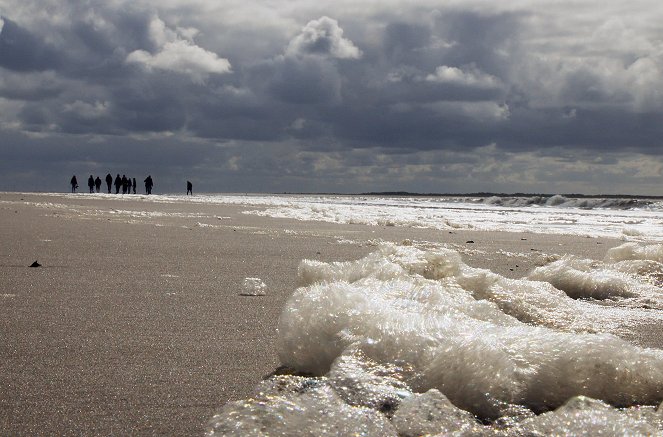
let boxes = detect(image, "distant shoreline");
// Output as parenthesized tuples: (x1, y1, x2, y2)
(4, 190, 663, 201)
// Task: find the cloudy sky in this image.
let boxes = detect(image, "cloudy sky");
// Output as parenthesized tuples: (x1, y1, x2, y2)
(1, 0, 663, 194)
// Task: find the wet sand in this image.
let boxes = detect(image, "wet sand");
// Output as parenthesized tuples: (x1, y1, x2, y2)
(0, 192, 652, 435)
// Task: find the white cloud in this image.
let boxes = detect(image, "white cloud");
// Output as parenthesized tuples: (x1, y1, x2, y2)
(515, 54, 663, 112)
(175, 26, 199, 42)
(126, 16, 231, 82)
(426, 65, 501, 88)
(286, 16, 361, 59)
(146, 15, 174, 47)
(590, 18, 656, 56)
(623, 57, 663, 112)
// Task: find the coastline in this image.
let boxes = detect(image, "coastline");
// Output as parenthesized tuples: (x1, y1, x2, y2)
(0, 192, 641, 435)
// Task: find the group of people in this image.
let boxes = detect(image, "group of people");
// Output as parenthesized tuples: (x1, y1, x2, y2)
(70, 174, 154, 195)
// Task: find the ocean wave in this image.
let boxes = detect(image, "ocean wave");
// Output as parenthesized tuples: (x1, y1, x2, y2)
(467, 194, 655, 210)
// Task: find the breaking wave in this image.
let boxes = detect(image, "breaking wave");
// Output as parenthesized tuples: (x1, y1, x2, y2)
(477, 194, 654, 210)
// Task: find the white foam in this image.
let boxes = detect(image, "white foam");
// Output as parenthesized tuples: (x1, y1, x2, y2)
(528, 256, 639, 300)
(240, 277, 267, 296)
(202, 241, 663, 434)
(606, 242, 663, 263)
(237, 195, 663, 241)
(277, 245, 663, 421)
(511, 396, 662, 435)
(524, 243, 663, 309)
(206, 375, 396, 436)
(29, 193, 663, 241)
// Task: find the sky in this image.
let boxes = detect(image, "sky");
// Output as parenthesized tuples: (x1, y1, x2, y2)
(1, 0, 663, 195)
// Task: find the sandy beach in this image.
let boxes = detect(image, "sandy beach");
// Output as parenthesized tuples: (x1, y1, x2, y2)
(0, 192, 647, 435)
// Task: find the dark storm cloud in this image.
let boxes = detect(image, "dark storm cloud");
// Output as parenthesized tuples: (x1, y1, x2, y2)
(0, 17, 62, 71)
(0, 71, 63, 101)
(436, 11, 522, 74)
(67, 6, 152, 58)
(502, 107, 663, 153)
(110, 75, 190, 133)
(1, 1, 663, 194)
(269, 56, 342, 105)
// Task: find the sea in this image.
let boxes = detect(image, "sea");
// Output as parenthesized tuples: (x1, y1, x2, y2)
(50, 193, 663, 434)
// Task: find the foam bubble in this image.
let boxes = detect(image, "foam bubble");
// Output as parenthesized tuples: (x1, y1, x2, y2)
(240, 277, 267, 296)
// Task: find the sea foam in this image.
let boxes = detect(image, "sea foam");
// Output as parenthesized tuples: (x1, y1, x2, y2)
(528, 244, 663, 308)
(208, 244, 663, 435)
(37, 192, 663, 240)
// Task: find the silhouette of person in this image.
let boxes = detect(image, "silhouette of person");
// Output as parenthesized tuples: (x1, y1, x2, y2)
(121, 175, 128, 194)
(94, 176, 102, 193)
(144, 175, 153, 195)
(132, 178, 137, 194)
(105, 173, 113, 193)
(70, 175, 78, 193)
(114, 174, 122, 194)
(87, 175, 94, 193)
(127, 177, 132, 194)
(186, 181, 193, 195)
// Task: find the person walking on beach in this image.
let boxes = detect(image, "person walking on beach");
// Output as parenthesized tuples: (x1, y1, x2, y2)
(87, 175, 95, 193)
(186, 181, 193, 195)
(114, 174, 122, 194)
(132, 178, 137, 194)
(127, 177, 132, 194)
(121, 175, 128, 194)
(94, 176, 102, 193)
(70, 175, 78, 193)
(105, 173, 113, 193)
(144, 175, 153, 195)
